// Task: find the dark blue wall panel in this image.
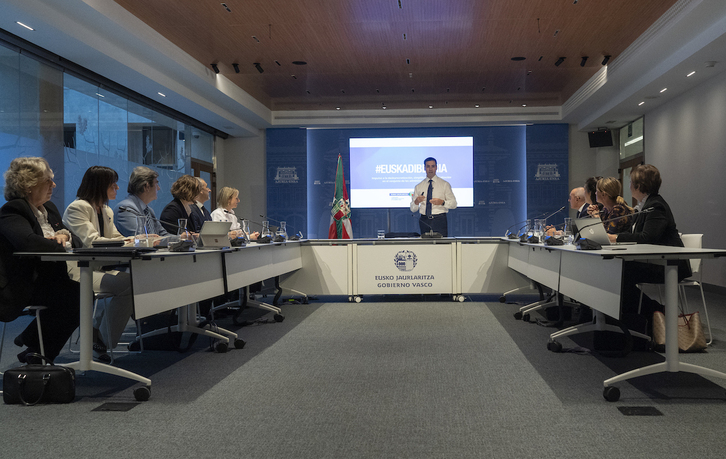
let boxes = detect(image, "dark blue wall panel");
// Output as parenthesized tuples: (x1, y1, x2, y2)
(267, 125, 568, 239)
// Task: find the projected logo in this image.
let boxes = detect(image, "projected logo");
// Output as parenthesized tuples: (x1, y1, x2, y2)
(394, 250, 417, 272)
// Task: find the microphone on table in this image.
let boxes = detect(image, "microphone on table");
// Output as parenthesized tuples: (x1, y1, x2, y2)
(259, 214, 303, 241)
(527, 206, 567, 243)
(415, 215, 443, 239)
(574, 208, 653, 250)
(241, 218, 275, 244)
(505, 207, 560, 240)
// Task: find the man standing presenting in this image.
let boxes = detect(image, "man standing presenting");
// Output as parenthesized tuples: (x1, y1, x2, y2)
(410, 157, 457, 237)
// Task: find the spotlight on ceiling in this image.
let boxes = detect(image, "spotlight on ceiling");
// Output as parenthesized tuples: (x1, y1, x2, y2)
(253, 63, 264, 73)
(602, 55, 611, 66)
(232, 63, 240, 73)
(580, 56, 588, 67)
(210, 63, 219, 74)
(555, 57, 566, 67)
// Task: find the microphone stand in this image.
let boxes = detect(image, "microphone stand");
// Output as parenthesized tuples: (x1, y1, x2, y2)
(415, 214, 443, 239)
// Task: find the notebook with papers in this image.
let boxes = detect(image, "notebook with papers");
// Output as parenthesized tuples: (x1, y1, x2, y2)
(198, 221, 232, 248)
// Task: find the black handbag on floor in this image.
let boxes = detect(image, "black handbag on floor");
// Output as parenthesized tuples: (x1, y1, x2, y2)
(3, 354, 75, 405)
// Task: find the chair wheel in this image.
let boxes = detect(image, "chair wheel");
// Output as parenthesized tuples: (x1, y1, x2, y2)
(302, 297, 309, 304)
(273, 314, 285, 322)
(499, 296, 506, 303)
(522, 313, 531, 322)
(134, 386, 151, 401)
(234, 339, 246, 349)
(514, 311, 523, 320)
(214, 341, 229, 353)
(603, 386, 620, 402)
(547, 340, 562, 352)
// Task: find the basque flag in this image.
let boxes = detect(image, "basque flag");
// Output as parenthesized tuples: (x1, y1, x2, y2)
(328, 154, 353, 239)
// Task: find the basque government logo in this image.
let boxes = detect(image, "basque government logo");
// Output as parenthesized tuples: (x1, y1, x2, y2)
(394, 250, 417, 272)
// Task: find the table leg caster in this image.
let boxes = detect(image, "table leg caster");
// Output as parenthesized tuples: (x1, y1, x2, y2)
(214, 341, 229, 353)
(499, 296, 506, 303)
(234, 338, 246, 349)
(603, 386, 620, 402)
(547, 340, 562, 352)
(273, 313, 285, 322)
(514, 311, 523, 320)
(134, 386, 151, 401)
(354, 296, 362, 303)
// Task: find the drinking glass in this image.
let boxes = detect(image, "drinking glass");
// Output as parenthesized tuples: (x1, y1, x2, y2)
(177, 218, 189, 239)
(241, 219, 251, 241)
(262, 221, 271, 238)
(563, 218, 574, 244)
(135, 216, 149, 247)
(278, 221, 288, 240)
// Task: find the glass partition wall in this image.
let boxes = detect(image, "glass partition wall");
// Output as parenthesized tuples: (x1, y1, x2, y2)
(1, 38, 216, 216)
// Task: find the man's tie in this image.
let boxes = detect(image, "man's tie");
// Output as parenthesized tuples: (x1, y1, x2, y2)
(143, 207, 154, 234)
(425, 179, 433, 217)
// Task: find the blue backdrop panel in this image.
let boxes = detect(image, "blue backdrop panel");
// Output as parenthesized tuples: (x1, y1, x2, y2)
(525, 124, 570, 226)
(266, 128, 307, 237)
(267, 125, 568, 239)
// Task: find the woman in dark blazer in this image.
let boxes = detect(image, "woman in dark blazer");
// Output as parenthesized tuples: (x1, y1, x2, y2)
(608, 164, 690, 317)
(159, 175, 202, 234)
(0, 157, 80, 363)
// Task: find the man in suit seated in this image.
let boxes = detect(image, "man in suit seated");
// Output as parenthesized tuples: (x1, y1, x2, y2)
(114, 166, 169, 238)
(546, 187, 588, 236)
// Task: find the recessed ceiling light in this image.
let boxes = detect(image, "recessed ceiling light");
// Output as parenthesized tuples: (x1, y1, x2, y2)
(95, 93, 104, 98)
(16, 22, 34, 31)
(382, 106, 387, 109)
(158, 92, 166, 97)
(522, 104, 527, 107)
(660, 88, 667, 93)
(475, 104, 480, 108)
(336, 107, 340, 110)
(638, 101, 645, 106)
(687, 71, 696, 77)
(428, 105, 433, 109)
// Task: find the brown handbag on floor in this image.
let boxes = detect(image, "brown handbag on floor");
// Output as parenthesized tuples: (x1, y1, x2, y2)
(652, 311, 707, 353)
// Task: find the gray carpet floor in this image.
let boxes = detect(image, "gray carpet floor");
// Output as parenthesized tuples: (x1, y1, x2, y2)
(2, 293, 726, 458)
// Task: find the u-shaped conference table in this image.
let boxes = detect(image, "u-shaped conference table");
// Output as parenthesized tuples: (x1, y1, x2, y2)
(24, 237, 726, 401)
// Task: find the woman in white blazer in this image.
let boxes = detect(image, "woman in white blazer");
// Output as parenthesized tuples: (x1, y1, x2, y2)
(63, 166, 133, 362)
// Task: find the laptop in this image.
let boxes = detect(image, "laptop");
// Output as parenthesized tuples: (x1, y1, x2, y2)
(574, 217, 636, 248)
(198, 221, 233, 249)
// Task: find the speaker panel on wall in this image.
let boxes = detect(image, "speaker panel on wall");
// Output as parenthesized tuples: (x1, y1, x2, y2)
(588, 129, 613, 148)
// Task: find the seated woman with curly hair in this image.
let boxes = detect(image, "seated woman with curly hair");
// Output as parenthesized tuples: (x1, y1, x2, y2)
(0, 157, 80, 363)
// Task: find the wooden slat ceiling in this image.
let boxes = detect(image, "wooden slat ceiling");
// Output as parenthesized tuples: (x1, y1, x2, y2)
(113, 0, 678, 111)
